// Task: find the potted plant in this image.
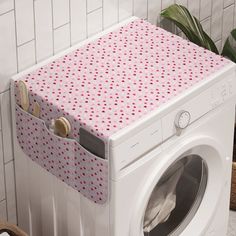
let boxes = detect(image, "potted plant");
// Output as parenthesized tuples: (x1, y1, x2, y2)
(160, 4, 236, 62)
(160, 4, 236, 211)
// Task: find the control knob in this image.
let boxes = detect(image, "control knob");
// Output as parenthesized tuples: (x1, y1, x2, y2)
(174, 110, 191, 135)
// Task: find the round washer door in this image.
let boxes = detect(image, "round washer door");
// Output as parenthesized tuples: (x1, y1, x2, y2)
(130, 137, 227, 236)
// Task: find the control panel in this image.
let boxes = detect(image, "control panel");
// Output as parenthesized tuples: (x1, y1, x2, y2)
(162, 77, 236, 141)
(110, 74, 236, 177)
(211, 78, 234, 109)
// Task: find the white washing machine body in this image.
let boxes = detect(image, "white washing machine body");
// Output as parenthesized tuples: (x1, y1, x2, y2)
(108, 63, 236, 236)
(11, 17, 236, 236)
(110, 103, 235, 236)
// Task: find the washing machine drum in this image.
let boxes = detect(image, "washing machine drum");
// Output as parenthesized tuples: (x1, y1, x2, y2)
(143, 155, 208, 236)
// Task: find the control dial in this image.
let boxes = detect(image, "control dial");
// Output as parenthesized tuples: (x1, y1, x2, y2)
(175, 110, 191, 129)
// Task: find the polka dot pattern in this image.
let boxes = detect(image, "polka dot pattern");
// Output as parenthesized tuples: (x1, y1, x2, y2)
(14, 19, 230, 204)
(15, 105, 108, 204)
(15, 19, 230, 141)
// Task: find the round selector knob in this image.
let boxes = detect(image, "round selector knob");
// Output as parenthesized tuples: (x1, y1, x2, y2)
(174, 110, 191, 130)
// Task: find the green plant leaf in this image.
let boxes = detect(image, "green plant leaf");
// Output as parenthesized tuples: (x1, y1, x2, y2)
(161, 4, 219, 54)
(222, 29, 236, 63)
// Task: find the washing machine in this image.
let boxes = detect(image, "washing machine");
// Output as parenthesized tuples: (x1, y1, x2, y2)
(11, 17, 236, 236)
(110, 82, 236, 236)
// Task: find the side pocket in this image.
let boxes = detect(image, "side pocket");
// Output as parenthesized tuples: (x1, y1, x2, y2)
(41, 125, 77, 183)
(74, 143, 108, 204)
(15, 104, 108, 204)
(41, 127, 109, 204)
(15, 104, 44, 165)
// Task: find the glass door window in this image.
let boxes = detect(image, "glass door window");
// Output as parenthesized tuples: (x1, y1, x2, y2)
(143, 155, 208, 236)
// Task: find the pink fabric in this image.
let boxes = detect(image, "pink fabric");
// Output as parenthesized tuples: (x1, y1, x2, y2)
(15, 105, 108, 204)
(15, 19, 230, 141)
(14, 19, 230, 203)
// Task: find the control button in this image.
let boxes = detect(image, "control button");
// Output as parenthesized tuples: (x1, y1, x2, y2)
(175, 110, 191, 129)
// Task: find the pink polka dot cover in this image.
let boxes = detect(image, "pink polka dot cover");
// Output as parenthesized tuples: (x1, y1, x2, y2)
(14, 19, 230, 204)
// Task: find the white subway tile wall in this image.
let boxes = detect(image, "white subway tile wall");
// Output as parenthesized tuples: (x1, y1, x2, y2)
(1, 91, 14, 164)
(70, 0, 87, 45)
(148, 0, 161, 25)
(0, 200, 7, 220)
(134, 0, 148, 19)
(0, 0, 235, 224)
(119, 0, 133, 21)
(162, 0, 175, 11)
(52, 0, 70, 29)
(17, 40, 36, 71)
(224, 0, 235, 7)
(0, 135, 5, 202)
(54, 23, 70, 53)
(200, 0, 212, 21)
(188, 0, 200, 18)
(15, 0, 34, 46)
(0, 11, 17, 91)
(211, 0, 224, 42)
(87, 0, 102, 13)
(222, 4, 235, 46)
(5, 161, 17, 224)
(103, 0, 118, 28)
(0, 0, 13, 15)
(34, 0, 53, 62)
(87, 8, 103, 37)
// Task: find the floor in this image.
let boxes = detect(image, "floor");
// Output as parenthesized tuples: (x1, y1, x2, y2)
(228, 211, 236, 236)
(0, 213, 234, 236)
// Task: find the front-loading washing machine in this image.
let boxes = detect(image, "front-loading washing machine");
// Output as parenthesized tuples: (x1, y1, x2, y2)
(110, 90, 236, 236)
(11, 17, 236, 236)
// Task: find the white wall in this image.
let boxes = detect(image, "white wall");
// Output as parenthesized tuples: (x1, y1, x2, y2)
(0, 0, 235, 224)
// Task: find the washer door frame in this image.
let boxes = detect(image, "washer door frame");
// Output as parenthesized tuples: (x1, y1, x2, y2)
(129, 135, 228, 236)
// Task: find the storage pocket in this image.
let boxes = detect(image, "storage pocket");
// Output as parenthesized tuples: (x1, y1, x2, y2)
(15, 104, 44, 166)
(15, 104, 108, 204)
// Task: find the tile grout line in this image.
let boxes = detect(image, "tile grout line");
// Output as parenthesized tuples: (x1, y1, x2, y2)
(69, 0, 72, 47)
(51, 0, 55, 55)
(223, 2, 235, 10)
(117, 0, 120, 23)
(0, 198, 6, 204)
(220, 0, 225, 48)
(54, 22, 70, 31)
(233, 0, 236, 28)
(13, 0, 19, 73)
(32, 0, 37, 64)
(17, 38, 35, 48)
(223, 2, 236, 10)
(4, 159, 15, 166)
(209, 0, 213, 38)
(0, 9, 14, 17)
(11, 159, 18, 224)
(132, 0, 134, 16)
(198, 0, 201, 20)
(87, 6, 103, 15)
(86, 0, 88, 38)
(0, 93, 8, 221)
(102, 0, 104, 31)
(199, 16, 211, 24)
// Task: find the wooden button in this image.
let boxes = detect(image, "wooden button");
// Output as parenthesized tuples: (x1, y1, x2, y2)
(54, 117, 71, 138)
(18, 80, 29, 111)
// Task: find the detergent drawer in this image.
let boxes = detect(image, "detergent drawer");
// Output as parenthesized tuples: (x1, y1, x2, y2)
(110, 118, 162, 172)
